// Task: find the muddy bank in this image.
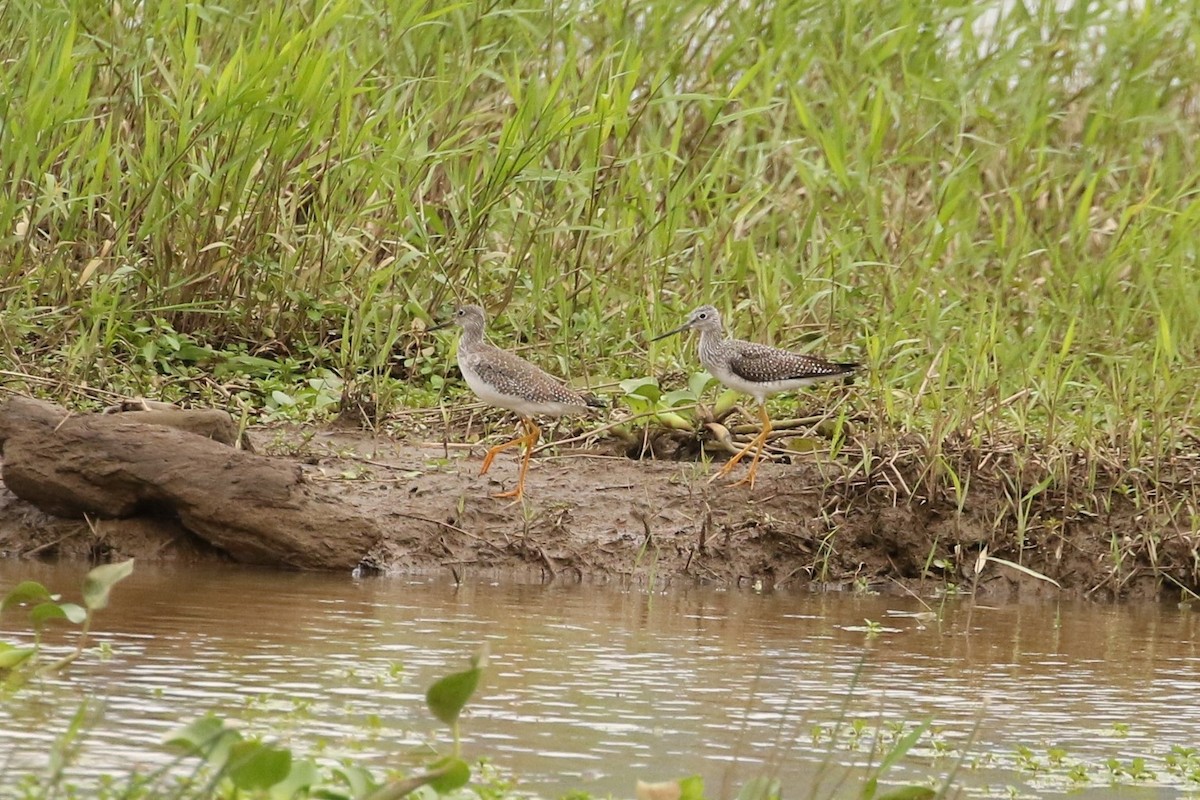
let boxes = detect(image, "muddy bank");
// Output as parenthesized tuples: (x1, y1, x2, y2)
(1, 417, 1196, 601)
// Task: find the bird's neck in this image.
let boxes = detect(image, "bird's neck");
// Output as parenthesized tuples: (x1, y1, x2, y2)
(459, 325, 486, 350)
(697, 326, 725, 357)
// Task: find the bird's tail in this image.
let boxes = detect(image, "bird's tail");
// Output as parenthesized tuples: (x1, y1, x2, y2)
(582, 392, 608, 410)
(834, 362, 861, 382)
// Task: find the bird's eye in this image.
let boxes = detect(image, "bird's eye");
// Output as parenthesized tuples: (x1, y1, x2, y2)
(456, 309, 465, 316)
(697, 312, 708, 319)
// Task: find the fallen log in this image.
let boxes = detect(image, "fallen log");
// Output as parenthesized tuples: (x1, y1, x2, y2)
(102, 397, 252, 450)
(0, 397, 379, 570)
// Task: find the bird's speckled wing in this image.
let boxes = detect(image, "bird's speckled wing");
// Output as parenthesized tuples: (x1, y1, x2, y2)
(727, 341, 857, 384)
(463, 346, 587, 407)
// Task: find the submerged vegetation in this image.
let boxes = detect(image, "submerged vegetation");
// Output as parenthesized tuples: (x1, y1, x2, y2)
(1, 0, 1198, 589)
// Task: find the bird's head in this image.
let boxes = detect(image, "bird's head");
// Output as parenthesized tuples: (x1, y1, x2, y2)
(650, 304, 724, 341)
(430, 304, 486, 332)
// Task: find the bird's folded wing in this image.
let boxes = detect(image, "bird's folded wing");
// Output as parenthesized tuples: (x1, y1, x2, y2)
(471, 350, 584, 404)
(728, 342, 847, 383)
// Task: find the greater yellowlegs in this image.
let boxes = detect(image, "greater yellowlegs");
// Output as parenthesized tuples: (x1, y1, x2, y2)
(432, 304, 600, 501)
(652, 305, 858, 488)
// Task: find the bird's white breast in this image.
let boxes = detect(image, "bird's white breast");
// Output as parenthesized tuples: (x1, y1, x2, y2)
(707, 362, 835, 403)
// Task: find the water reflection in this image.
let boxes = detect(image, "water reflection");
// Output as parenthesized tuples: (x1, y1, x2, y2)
(1, 560, 1197, 798)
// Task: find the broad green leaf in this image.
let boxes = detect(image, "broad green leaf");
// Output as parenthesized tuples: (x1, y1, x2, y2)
(875, 788, 936, 800)
(678, 775, 706, 800)
(425, 666, 481, 726)
(268, 759, 319, 799)
(227, 741, 291, 790)
(688, 371, 716, 396)
(427, 756, 470, 793)
(331, 763, 379, 796)
(0, 644, 35, 670)
(619, 376, 661, 401)
(30, 601, 87, 628)
(164, 714, 241, 765)
(175, 342, 216, 362)
(655, 412, 694, 431)
(164, 715, 226, 751)
(2, 581, 53, 610)
(271, 390, 296, 407)
(661, 388, 698, 408)
(737, 776, 781, 800)
(58, 602, 87, 623)
(623, 395, 652, 415)
(713, 389, 741, 417)
(82, 559, 134, 611)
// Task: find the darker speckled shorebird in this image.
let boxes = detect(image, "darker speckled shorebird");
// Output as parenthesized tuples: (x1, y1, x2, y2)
(652, 305, 858, 488)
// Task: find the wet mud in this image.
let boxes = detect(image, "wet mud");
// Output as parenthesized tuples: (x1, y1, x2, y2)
(2, 419, 1196, 602)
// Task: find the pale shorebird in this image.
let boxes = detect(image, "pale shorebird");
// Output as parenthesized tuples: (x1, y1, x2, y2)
(432, 304, 601, 501)
(652, 305, 858, 488)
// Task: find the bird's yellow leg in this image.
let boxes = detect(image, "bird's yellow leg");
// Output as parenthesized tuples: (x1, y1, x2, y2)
(480, 419, 530, 475)
(729, 406, 772, 488)
(712, 403, 765, 477)
(494, 421, 541, 500)
(712, 404, 772, 487)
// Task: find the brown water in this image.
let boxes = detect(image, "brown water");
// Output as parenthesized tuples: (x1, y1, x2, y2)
(1, 561, 1198, 799)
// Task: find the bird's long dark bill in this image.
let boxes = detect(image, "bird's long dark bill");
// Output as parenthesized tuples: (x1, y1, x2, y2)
(428, 319, 452, 331)
(649, 324, 690, 342)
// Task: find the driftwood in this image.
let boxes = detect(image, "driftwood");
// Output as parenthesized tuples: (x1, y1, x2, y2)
(100, 396, 254, 450)
(0, 397, 379, 570)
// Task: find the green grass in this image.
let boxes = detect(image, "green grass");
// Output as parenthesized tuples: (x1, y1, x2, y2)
(1, 0, 1197, 560)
